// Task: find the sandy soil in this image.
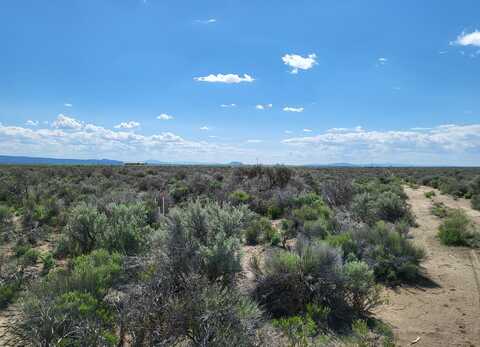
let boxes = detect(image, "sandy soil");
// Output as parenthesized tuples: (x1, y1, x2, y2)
(376, 186, 480, 347)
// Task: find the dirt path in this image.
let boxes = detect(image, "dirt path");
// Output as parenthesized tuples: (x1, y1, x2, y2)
(377, 186, 480, 347)
(0, 304, 22, 347)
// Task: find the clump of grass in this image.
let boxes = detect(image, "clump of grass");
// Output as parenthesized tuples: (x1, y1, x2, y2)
(424, 191, 436, 199)
(438, 210, 479, 247)
(431, 202, 450, 219)
(472, 195, 480, 211)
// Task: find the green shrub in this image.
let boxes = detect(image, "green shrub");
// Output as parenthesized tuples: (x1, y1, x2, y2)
(351, 192, 377, 225)
(270, 232, 281, 246)
(245, 225, 261, 245)
(0, 204, 12, 227)
(21, 288, 118, 346)
(303, 218, 329, 239)
(352, 222, 425, 283)
(267, 203, 283, 219)
(424, 191, 436, 199)
(40, 252, 55, 275)
(63, 202, 153, 256)
(343, 261, 382, 316)
(19, 249, 123, 345)
(21, 248, 40, 267)
(272, 315, 316, 347)
(472, 195, 480, 211)
(229, 190, 251, 205)
(64, 203, 107, 255)
(0, 282, 20, 308)
(70, 249, 123, 298)
(288, 194, 332, 239)
(352, 181, 413, 225)
(169, 180, 189, 203)
(99, 203, 153, 255)
(53, 291, 118, 346)
(438, 210, 476, 246)
(244, 217, 276, 245)
(127, 275, 261, 346)
(163, 200, 252, 287)
(254, 239, 381, 322)
(374, 191, 411, 224)
(14, 243, 31, 258)
(326, 233, 357, 258)
(53, 236, 70, 258)
(431, 202, 450, 218)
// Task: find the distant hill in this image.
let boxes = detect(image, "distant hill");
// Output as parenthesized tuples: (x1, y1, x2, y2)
(305, 163, 412, 168)
(0, 155, 123, 165)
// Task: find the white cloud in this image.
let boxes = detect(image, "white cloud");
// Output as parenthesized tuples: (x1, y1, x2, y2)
(246, 139, 263, 143)
(326, 126, 363, 133)
(200, 126, 210, 131)
(52, 114, 83, 130)
(26, 120, 39, 127)
(284, 130, 293, 134)
(256, 103, 273, 110)
(157, 113, 174, 120)
(0, 118, 250, 163)
(114, 121, 140, 129)
(1, 118, 479, 165)
(220, 104, 236, 108)
(282, 124, 480, 164)
(195, 19, 217, 24)
(378, 57, 388, 65)
(303, 128, 312, 132)
(64, 103, 73, 107)
(194, 73, 254, 84)
(283, 106, 304, 113)
(282, 53, 317, 74)
(454, 30, 480, 47)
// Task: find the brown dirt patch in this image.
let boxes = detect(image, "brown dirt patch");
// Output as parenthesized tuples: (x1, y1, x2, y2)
(376, 186, 480, 347)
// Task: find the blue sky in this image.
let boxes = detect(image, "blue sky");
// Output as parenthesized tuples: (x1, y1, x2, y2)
(1, 0, 479, 165)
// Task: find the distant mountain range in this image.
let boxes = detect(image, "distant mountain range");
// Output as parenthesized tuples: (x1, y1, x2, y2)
(0, 155, 122, 165)
(0, 155, 418, 167)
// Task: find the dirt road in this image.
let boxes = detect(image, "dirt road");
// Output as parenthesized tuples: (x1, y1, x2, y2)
(377, 186, 480, 347)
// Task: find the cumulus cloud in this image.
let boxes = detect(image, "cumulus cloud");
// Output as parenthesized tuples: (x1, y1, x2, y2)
(454, 30, 480, 47)
(194, 73, 254, 83)
(283, 106, 304, 113)
(303, 128, 312, 132)
(200, 126, 210, 131)
(220, 104, 236, 108)
(0, 117, 249, 163)
(52, 114, 83, 130)
(26, 120, 39, 126)
(284, 130, 293, 134)
(256, 104, 273, 110)
(282, 53, 317, 74)
(64, 103, 73, 107)
(282, 124, 480, 164)
(157, 113, 174, 120)
(246, 139, 263, 143)
(114, 121, 140, 129)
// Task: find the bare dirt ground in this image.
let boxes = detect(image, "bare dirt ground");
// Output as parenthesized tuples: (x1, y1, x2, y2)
(376, 186, 480, 347)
